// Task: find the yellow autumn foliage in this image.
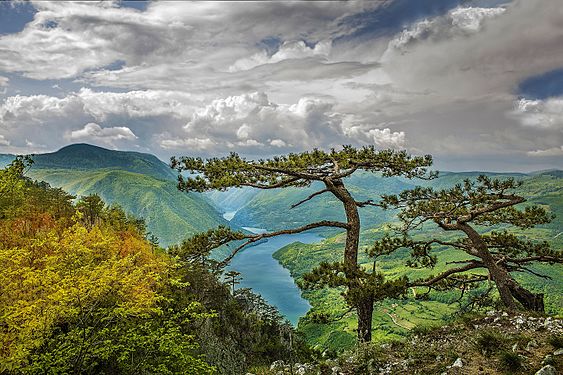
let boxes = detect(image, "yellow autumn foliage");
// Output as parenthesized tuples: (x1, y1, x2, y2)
(0, 220, 169, 370)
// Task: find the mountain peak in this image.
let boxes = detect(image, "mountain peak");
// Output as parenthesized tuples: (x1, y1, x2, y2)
(32, 143, 176, 181)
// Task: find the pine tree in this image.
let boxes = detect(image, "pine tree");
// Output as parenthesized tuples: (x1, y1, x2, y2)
(225, 270, 242, 294)
(171, 145, 433, 342)
(371, 175, 562, 312)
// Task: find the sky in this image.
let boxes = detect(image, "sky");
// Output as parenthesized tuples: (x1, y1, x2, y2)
(0, 0, 562, 172)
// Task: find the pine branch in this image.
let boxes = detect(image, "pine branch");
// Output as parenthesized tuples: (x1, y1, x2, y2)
(217, 220, 349, 268)
(291, 189, 329, 209)
(408, 261, 484, 287)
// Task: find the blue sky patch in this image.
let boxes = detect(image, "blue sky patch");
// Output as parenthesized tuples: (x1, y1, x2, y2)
(119, 1, 149, 12)
(0, 1, 36, 35)
(518, 68, 563, 99)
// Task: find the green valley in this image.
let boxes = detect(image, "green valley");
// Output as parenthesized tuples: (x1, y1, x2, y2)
(272, 172, 563, 350)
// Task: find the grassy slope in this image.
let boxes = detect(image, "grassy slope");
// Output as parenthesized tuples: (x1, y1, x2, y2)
(272, 173, 563, 350)
(29, 168, 227, 248)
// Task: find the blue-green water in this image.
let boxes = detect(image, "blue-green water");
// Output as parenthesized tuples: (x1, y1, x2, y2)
(224, 216, 322, 325)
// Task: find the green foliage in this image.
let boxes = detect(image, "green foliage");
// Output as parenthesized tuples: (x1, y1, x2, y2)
(473, 329, 507, 355)
(373, 174, 561, 312)
(33, 143, 177, 180)
(172, 146, 433, 193)
(498, 350, 524, 373)
(272, 172, 562, 350)
(0, 160, 215, 374)
(175, 259, 311, 374)
(548, 334, 563, 348)
(169, 226, 245, 265)
(29, 168, 227, 247)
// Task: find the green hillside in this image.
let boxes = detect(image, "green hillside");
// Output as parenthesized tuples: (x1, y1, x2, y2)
(229, 171, 532, 233)
(0, 143, 230, 247)
(28, 168, 227, 248)
(231, 172, 414, 234)
(271, 173, 563, 350)
(32, 144, 177, 181)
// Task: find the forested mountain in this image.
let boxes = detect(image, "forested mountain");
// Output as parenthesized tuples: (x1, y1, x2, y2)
(0, 144, 227, 247)
(32, 143, 177, 180)
(0, 158, 304, 374)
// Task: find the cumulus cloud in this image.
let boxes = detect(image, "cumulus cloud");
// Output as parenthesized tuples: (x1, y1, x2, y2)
(0, 0, 562, 170)
(68, 122, 137, 142)
(381, 1, 563, 99)
(0, 76, 8, 94)
(160, 91, 406, 153)
(511, 97, 563, 129)
(344, 126, 405, 149)
(0, 88, 196, 124)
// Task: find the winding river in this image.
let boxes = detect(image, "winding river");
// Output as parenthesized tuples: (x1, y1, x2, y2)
(223, 212, 322, 325)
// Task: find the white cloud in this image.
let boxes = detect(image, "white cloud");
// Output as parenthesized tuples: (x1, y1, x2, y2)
(511, 97, 563, 129)
(229, 40, 331, 72)
(270, 139, 288, 147)
(0, 1, 373, 81)
(381, 1, 563, 99)
(69, 122, 137, 142)
(449, 7, 506, 33)
(160, 137, 215, 151)
(0, 0, 561, 171)
(385, 6, 506, 54)
(345, 126, 406, 149)
(0, 88, 196, 124)
(527, 146, 563, 157)
(161, 91, 407, 153)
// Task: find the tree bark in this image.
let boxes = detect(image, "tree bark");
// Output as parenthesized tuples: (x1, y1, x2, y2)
(507, 282, 545, 312)
(357, 296, 374, 342)
(328, 179, 361, 266)
(458, 223, 544, 312)
(326, 178, 374, 342)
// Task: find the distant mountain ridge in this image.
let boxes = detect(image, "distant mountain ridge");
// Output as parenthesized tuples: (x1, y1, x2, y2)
(31, 144, 177, 181)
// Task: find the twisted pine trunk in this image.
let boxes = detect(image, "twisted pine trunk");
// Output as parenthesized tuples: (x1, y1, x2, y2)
(459, 223, 545, 312)
(328, 179, 373, 342)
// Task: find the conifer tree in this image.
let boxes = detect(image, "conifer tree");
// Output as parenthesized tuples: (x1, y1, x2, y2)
(225, 270, 242, 294)
(371, 175, 562, 312)
(171, 145, 433, 342)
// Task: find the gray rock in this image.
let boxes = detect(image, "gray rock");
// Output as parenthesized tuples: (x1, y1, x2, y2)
(526, 340, 539, 351)
(554, 348, 563, 356)
(535, 365, 557, 375)
(450, 358, 463, 368)
(270, 360, 285, 371)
